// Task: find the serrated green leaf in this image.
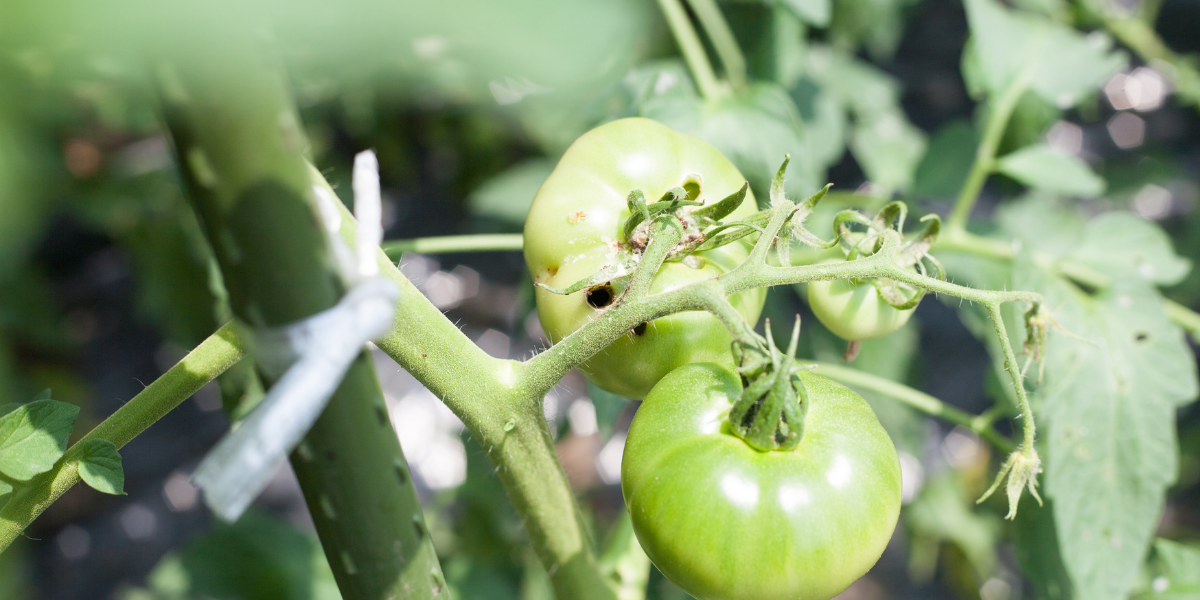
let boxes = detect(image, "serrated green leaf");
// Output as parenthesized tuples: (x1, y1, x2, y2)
(76, 438, 125, 495)
(1013, 258, 1198, 600)
(964, 0, 1126, 106)
(0, 399, 79, 481)
(781, 0, 830, 27)
(1068, 213, 1192, 286)
(468, 158, 558, 226)
(996, 144, 1106, 197)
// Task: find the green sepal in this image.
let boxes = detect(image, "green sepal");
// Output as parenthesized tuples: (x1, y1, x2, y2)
(769, 155, 791, 207)
(621, 188, 702, 242)
(693, 182, 749, 222)
(535, 261, 635, 296)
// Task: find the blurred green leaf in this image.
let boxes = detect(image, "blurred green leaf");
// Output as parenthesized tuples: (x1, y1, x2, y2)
(0, 398, 78, 481)
(913, 120, 979, 199)
(1014, 496, 1074, 600)
(828, 0, 915, 59)
(643, 80, 818, 201)
(468, 159, 557, 226)
(781, 0, 830, 26)
(850, 108, 927, 193)
(964, 0, 1126, 106)
(995, 144, 1106, 197)
(906, 471, 1002, 580)
(1067, 213, 1192, 287)
(1134, 539, 1200, 599)
(76, 438, 125, 495)
(123, 512, 341, 600)
(446, 557, 520, 600)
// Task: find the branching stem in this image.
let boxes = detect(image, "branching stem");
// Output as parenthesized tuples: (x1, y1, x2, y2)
(0, 323, 245, 553)
(382, 233, 523, 258)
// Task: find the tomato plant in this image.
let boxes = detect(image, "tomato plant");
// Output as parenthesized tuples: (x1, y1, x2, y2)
(622, 362, 902, 600)
(523, 117, 766, 399)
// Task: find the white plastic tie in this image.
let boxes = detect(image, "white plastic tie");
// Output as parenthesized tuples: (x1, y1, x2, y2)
(193, 150, 398, 521)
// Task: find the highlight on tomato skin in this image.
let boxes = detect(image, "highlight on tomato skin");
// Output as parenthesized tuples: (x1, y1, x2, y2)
(523, 117, 766, 400)
(621, 362, 902, 600)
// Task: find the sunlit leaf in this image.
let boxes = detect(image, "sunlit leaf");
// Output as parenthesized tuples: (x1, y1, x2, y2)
(0, 398, 78, 481)
(76, 438, 125, 495)
(996, 144, 1105, 197)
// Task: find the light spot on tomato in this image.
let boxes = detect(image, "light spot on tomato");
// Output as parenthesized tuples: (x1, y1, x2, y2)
(721, 472, 759, 508)
(777, 484, 811, 512)
(826, 454, 853, 489)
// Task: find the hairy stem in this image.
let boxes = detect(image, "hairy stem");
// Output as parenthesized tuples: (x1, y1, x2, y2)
(382, 233, 523, 258)
(684, 0, 747, 89)
(0, 324, 244, 553)
(312, 169, 617, 600)
(656, 0, 723, 99)
(811, 361, 1016, 452)
(987, 302, 1036, 449)
(948, 73, 1031, 232)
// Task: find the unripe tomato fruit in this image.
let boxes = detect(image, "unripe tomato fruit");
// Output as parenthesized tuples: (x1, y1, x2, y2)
(622, 363, 902, 600)
(806, 276, 915, 341)
(523, 118, 765, 399)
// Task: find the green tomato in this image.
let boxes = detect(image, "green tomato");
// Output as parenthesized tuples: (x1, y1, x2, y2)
(806, 276, 915, 341)
(523, 118, 765, 399)
(622, 363, 901, 600)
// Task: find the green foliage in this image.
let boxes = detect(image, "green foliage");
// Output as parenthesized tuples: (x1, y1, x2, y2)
(1133, 539, 1200, 598)
(75, 439, 125, 496)
(995, 144, 1106, 197)
(963, 0, 1126, 106)
(0, 396, 78, 482)
(120, 513, 341, 600)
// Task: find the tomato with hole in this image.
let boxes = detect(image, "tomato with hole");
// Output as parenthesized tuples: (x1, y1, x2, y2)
(621, 362, 902, 600)
(523, 118, 765, 399)
(806, 274, 915, 341)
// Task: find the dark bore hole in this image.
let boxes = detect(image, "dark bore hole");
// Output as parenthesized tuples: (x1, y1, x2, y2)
(586, 284, 615, 309)
(632, 322, 648, 336)
(683, 178, 701, 200)
(1134, 331, 1150, 344)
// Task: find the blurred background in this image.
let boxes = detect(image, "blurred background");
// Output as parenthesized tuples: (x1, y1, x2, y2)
(0, 0, 1198, 598)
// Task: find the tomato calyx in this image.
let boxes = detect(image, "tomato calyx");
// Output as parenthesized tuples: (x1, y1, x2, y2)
(727, 317, 809, 452)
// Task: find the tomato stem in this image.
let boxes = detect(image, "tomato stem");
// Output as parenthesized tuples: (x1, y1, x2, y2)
(656, 0, 724, 100)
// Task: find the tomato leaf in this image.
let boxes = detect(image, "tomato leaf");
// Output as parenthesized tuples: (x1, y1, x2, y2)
(1137, 538, 1200, 597)
(468, 158, 557, 226)
(995, 144, 1106, 198)
(76, 438, 125, 496)
(964, 0, 1126, 106)
(642, 81, 819, 203)
(781, 0, 831, 27)
(1066, 213, 1192, 286)
(0, 398, 79, 481)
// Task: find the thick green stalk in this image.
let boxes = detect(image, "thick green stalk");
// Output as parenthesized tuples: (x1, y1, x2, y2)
(312, 170, 616, 600)
(157, 50, 446, 599)
(684, 0, 747, 89)
(656, 0, 723, 99)
(947, 74, 1031, 232)
(0, 324, 245, 552)
(382, 233, 523, 258)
